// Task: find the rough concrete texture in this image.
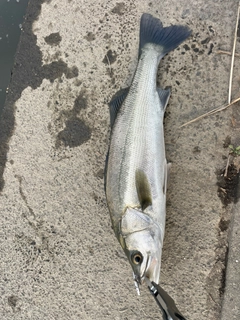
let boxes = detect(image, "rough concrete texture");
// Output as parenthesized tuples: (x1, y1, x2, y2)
(221, 198, 240, 320)
(0, 0, 239, 319)
(220, 108, 240, 319)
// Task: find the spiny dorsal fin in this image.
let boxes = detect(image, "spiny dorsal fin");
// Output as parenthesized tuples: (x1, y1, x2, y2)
(135, 169, 152, 211)
(157, 87, 171, 112)
(109, 87, 129, 128)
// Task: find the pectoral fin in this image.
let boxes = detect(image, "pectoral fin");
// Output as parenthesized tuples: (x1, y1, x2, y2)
(135, 169, 152, 210)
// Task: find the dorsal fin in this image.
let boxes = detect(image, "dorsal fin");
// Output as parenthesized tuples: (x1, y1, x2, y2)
(135, 169, 152, 210)
(109, 87, 129, 128)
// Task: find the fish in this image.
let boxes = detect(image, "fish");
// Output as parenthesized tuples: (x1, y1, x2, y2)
(105, 13, 191, 289)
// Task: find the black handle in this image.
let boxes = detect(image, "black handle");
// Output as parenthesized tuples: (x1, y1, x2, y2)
(148, 282, 187, 320)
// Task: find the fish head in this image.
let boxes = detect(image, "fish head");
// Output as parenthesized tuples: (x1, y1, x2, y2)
(124, 229, 162, 285)
(120, 207, 163, 285)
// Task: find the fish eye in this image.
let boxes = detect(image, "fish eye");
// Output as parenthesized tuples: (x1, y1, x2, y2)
(131, 251, 143, 265)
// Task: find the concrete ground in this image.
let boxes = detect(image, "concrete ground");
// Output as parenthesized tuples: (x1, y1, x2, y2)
(0, 0, 239, 319)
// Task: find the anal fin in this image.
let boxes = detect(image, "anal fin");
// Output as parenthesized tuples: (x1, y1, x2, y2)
(157, 87, 171, 112)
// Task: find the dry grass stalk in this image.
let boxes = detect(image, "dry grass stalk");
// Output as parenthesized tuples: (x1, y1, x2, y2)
(180, 2, 240, 128)
(105, 54, 112, 74)
(224, 154, 231, 177)
(217, 50, 240, 57)
(179, 97, 240, 128)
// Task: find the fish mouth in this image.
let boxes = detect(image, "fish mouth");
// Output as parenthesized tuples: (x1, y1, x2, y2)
(133, 254, 151, 295)
(134, 254, 150, 285)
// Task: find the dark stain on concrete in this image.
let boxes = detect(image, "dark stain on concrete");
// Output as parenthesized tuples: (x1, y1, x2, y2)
(102, 49, 117, 65)
(42, 60, 78, 82)
(0, 0, 78, 191)
(208, 26, 215, 34)
(183, 44, 190, 51)
(73, 90, 88, 113)
(218, 218, 230, 232)
(219, 246, 229, 297)
(223, 136, 231, 148)
(193, 146, 201, 153)
(56, 89, 91, 148)
(111, 2, 126, 16)
(208, 43, 214, 55)
(95, 168, 104, 179)
(44, 32, 62, 46)
(217, 164, 240, 207)
(104, 33, 111, 40)
(8, 295, 18, 309)
(201, 37, 211, 45)
(57, 118, 91, 148)
(84, 32, 95, 42)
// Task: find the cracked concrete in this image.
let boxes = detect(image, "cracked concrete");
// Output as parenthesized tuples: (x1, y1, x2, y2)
(0, 0, 239, 319)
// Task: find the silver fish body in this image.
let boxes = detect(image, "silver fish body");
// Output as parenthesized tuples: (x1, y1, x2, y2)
(105, 13, 191, 285)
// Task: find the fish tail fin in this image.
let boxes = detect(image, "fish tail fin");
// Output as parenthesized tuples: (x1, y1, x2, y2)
(139, 13, 191, 58)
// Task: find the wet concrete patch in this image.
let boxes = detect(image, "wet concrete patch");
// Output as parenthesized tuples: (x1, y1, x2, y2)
(57, 118, 91, 148)
(0, 0, 29, 115)
(56, 89, 91, 148)
(42, 60, 79, 82)
(0, 0, 78, 191)
(44, 32, 62, 46)
(73, 91, 88, 112)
